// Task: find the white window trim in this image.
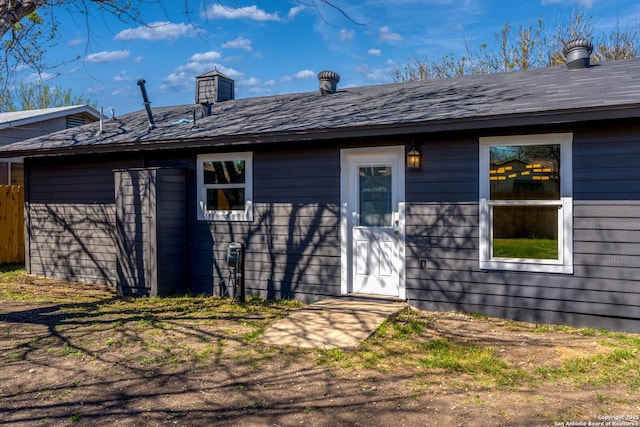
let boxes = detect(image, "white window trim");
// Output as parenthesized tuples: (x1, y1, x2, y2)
(197, 152, 253, 222)
(479, 133, 573, 274)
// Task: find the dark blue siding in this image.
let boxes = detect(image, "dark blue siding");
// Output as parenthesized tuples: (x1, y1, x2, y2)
(23, 123, 640, 333)
(405, 125, 640, 333)
(185, 147, 342, 300)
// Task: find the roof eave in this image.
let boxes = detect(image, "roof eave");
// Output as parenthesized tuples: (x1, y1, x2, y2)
(0, 105, 101, 130)
(5, 103, 640, 159)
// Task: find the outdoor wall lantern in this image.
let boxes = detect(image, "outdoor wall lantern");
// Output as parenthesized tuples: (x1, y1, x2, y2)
(407, 143, 422, 170)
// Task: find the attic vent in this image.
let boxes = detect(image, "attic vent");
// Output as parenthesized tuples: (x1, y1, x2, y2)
(563, 38, 593, 70)
(196, 70, 235, 106)
(66, 115, 87, 128)
(318, 70, 340, 95)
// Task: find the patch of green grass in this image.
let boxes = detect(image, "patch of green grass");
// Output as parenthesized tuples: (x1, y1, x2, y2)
(535, 347, 640, 389)
(4, 350, 23, 360)
(0, 263, 25, 276)
(243, 327, 266, 343)
(139, 356, 161, 365)
(533, 323, 597, 336)
(358, 350, 383, 369)
(59, 342, 86, 357)
(466, 312, 490, 320)
(191, 342, 224, 364)
(315, 348, 349, 366)
(391, 314, 426, 336)
(418, 339, 516, 380)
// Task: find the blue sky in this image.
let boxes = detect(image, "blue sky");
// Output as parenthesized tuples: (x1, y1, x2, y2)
(18, 0, 640, 114)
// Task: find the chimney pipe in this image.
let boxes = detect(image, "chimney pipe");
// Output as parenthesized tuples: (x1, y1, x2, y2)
(137, 79, 156, 130)
(97, 106, 103, 135)
(563, 38, 593, 70)
(318, 70, 340, 95)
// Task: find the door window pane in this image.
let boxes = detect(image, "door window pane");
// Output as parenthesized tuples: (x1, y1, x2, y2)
(489, 144, 560, 200)
(359, 166, 392, 227)
(492, 205, 559, 259)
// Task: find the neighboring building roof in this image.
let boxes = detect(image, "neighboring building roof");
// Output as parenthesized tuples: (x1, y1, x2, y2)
(1, 59, 640, 158)
(0, 105, 101, 131)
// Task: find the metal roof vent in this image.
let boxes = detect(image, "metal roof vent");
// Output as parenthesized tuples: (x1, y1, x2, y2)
(196, 70, 234, 116)
(318, 70, 340, 95)
(563, 38, 593, 70)
(137, 79, 155, 130)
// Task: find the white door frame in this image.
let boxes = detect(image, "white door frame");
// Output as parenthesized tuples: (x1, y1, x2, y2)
(340, 146, 406, 299)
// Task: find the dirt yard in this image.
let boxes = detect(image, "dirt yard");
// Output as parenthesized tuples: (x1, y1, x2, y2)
(0, 272, 639, 426)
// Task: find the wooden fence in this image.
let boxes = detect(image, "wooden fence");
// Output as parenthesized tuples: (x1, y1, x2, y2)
(0, 185, 24, 264)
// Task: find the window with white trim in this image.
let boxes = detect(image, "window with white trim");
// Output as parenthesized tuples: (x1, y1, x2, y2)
(479, 133, 573, 273)
(197, 152, 253, 221)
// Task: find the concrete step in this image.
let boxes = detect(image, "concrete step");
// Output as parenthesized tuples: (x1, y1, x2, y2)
(260, 298, 407, 349)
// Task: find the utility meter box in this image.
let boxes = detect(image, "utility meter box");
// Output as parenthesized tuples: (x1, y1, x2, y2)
(227, 242, 243, 270)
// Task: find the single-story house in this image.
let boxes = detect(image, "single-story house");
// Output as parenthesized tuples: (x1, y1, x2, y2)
(1, 47, 639, 333)
(0, 105, 101, 185)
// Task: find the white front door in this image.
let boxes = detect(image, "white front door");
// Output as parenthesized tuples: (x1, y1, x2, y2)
(341, 147, 405, 298)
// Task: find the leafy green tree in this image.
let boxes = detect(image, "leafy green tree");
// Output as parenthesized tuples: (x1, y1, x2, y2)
(0, 81, 95, 112)
(395, 12, 639, 82)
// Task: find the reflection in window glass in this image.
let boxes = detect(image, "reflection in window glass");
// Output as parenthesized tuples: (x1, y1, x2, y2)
(197, 152, 252, 221)
(206, 188, 245, 211)
(359, 166, 392, 227)
(489, 144, 560, 200)
(203, 160, 245, 185)
(492, 206, 559, 259)
(480, 133, 572, 273)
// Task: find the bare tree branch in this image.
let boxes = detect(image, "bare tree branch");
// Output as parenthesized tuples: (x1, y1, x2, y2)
(394, 11, 639, 83)
(0, 0, 357, 92)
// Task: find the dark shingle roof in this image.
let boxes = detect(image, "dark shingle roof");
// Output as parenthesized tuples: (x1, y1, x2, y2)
(2, 59, 640, 157)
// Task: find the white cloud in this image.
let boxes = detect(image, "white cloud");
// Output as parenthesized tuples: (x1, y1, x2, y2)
(368, 48, 382, 56)
(354, 62, 396, 84)
(240, 77, 261, 87)
(84, 50, 130, 63)
(189, 51, 222, 62)
(338, 29, 355, 41)
(281, 69, 316, 82)
(25, 72, 57, 83)
(134, 56, 144, 63)
(68, 38, 82, 47)
(235, 76, 277, 95)
(222, 36, 253, 51)
(115, 21, 198, 41)
(113, 71, 134, 82)
(288, 5, 305, 19)
(111, 88, 132, 97)
(541, 0, 594, 7)
(161, 50, 243, 93)
(202, 4, 280, 21)
(295, 70, 315, 79)
(379, 26, 403, 42)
